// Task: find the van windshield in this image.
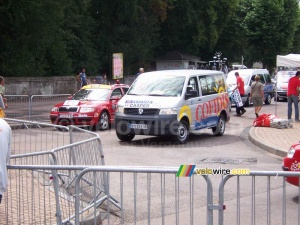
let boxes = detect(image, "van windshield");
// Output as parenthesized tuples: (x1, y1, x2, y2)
(128, 75, 186, 97)
(226, 71, 250, 87)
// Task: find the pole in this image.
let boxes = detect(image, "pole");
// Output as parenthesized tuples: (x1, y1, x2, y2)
(241, 55, 244, 68)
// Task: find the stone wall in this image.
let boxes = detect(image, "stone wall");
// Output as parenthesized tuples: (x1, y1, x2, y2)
(4, 75, 136, 95)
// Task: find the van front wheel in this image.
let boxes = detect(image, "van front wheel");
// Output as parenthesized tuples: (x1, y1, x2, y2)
(116, 131, 135, 142)
(212, 115, 226, 136)
(174, 120, 189, 144)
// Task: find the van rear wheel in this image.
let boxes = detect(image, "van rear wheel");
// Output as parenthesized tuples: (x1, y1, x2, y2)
(174, 120, 189, 144)
(264, 94, 272, 105)
(212, 115, 226, 136)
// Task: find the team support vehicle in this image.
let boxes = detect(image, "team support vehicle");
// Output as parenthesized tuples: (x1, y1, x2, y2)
(50, 83, 129, 130)
(282, 141, 300, 186)
(114, 70, 230, 144)
(274, 70, 297, 101)
(226, 69, 274, 107)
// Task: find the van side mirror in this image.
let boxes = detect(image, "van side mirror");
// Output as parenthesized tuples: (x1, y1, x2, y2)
(185, 88, 198, 100)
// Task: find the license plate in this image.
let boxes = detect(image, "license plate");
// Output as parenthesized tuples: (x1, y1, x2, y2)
(59, 114, 73, 118)
(130, 124, 147, 129)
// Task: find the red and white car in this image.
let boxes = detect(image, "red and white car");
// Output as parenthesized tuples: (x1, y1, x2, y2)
(50, 83, 129, 130)
(282, 141, 300, 186)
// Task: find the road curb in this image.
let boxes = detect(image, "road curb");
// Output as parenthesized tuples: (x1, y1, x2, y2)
(248, 126, 287, 157)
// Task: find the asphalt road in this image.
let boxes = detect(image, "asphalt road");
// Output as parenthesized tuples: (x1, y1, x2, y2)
(96, 101, 285, 169)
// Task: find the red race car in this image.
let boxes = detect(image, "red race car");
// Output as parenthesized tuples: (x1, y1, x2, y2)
(50, 83, 129, 130)
(282, 141, 300, 186)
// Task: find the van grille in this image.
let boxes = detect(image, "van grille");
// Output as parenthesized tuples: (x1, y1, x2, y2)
(124, 108, 159, 115)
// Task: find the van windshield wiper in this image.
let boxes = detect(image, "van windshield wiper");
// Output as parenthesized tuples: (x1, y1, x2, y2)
(148, 94, 166, 96)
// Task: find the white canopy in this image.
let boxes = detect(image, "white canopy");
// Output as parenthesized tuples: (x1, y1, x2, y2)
(276, 54, 300, 67)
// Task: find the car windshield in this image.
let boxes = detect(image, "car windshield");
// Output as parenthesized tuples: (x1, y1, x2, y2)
(128, 75, 185, 97)
(72, 88, 110, 101)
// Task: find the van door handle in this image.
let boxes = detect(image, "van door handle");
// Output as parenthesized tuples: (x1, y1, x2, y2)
(198, 99, 202, 101)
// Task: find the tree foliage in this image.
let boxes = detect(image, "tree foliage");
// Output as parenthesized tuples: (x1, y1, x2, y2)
(0, 0, 299, 77)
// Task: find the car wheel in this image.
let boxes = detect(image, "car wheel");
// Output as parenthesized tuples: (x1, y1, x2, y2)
(173, 120, 189, 144)
(212, 115, 226, 136)
(264, 94, 272, 105)
(97, 111, 110, 130)
(244, 95, 250, 107)
(116, 131, 135, 142)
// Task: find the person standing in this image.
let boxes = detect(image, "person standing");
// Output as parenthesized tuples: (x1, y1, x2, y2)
(136, 68, 144, 77)
(75, 71, 81, 90)
(0, 76, 8, 118)
(0, 118, 11, 204)
(233, 72, 246, 116)
(101, 72, 108, 84)
(287, 71, 300, 122)
(250, 75, 264, 118)
(79, 67, 88, 87)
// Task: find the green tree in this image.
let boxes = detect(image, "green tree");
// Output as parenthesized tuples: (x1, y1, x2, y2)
(241, 0, 299, 71)
(0, 0, 74, 76)
(159, 0, 239, 59)
(91, 0, 169, 75)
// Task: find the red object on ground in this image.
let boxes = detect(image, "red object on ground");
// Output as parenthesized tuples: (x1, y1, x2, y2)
(253, 114, 277, 127)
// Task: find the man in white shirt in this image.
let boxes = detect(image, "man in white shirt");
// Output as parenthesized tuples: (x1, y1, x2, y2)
(0, 118, 11, 203)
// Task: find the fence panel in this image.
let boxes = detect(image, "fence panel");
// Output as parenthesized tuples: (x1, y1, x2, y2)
(30, 94, 71, 121)
(5, 118, 70, 157)
(5, 95, 30, 119)
(3, 166, 88, 225)
(219, 171, 300, 225)
(74, 167, 211, 225)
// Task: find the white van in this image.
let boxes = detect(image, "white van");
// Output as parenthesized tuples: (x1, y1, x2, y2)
(226, 69, 274, 106)
(114, 70, 230, 144)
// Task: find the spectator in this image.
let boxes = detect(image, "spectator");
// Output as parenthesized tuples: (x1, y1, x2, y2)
(95, 71, 108, 84)
(136, 68, 144, 77)
(287, 71, 300, 122)
(101, 72, 108, 84)
(75, 71, 81, 90)
(79, 68, 88, 87)
(0, 118, 11, 204)
(233, 72, 246, 116)
(0, 76, 8, 118)
(250, 75, 264, 118)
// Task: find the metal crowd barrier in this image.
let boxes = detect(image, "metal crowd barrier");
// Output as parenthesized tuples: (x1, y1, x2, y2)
(30, 94, 71, 121)
(4, 166, 300, 225)
(3, 118, 300, 224)
(2, 118, 113, 225)
(5, 95, 31, 119)
(5, 94, 71, 121)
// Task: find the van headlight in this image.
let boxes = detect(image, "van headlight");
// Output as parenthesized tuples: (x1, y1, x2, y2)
(117, 106, 124, 113)
(80, 107, 95, 113)
(159, 108, 177, 115)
